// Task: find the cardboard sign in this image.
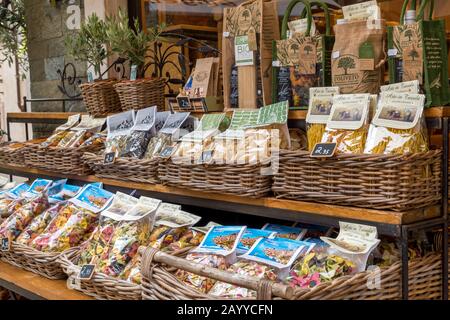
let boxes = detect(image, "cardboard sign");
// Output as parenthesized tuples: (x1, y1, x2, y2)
(310, 143, 337, 158)
(79, 264, 96, 280)
(1, 237, 10, 252)
(104, 152, 116, 165)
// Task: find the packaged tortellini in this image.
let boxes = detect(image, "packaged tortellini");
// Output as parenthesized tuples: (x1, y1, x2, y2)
(306, 87, 340, 151)
(57, 115, 105, 148)
(121, 107, 156, 159)
(321, 94, 371, 154)
(105, 110, 135, 157)
(364, 92, 428, 154)
(40, 114, 81, 148)
(97, 196, 161, 277)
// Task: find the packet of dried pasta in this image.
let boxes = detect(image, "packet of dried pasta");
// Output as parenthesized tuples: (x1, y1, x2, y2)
(306, 87, 340, 151)
(105, 110, 135, 157)
(321, 94, 371, 154)
(77, 192, 139, 266)
(40, 114, 81, 148)
(236, 228, 275, 255)
(97, 196, 161, 277)
(57, 115, 105, 148)
(0, 183, 29, 218)
(262, 223, 306, 240)
(30, 184, 114, 252)
(209, 260, 278, 298)
(155, 203, 201, 229)
(122, 107, 157, 159)
(364, 93, 428, 154)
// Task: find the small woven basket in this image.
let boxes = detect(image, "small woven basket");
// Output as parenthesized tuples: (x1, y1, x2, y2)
(83, 152, 160, 184)
(0, 242, 76, 280)
(139, 246, 444, 300)
(139, 247, 291, 300)
(272, 150, 442, 211)
(25, 144, 104, 175)
(79, 79, 122, 117)
(158, 159, 272, 198)
(0, 139, 45, 167)
(114, 78, 166, 112)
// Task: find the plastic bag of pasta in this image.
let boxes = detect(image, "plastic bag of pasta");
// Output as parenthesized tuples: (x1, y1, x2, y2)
(97, 196, 161, 277)
(77, 192, 139, 266)
(306, 87, 340, 151)
(0, 183, 29, 218)
(364, 93, 428, 154)
(209, 260, 278, 298)
(321, 94, 371, 154)
(30, 185, 114, 252)
(104, 110, 135, 157)
(122, 107, 157, 159)
(57, 115, 105, 148)
(40, 114, 81, 148)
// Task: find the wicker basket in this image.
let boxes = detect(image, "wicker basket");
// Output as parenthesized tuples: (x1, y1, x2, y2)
(0, 139, 45, 167)
(0, 242, 75, 280)
(158, 159, 272, 198)
(272, 150, 442, 211)
(140, 247, 292, 300)
(79, 80, 122, 117)
(114, 78, 166, 112)
(83, 152, 160, 184)
(24, 144, 104, 175)
(139, 246, 444, 300)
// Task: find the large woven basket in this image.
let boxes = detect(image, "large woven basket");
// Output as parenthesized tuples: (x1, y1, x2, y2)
(139, 247, 292, 300)
(114, 78, 166, 112)
(83, 152, 160, 184)
(0, 242, 75, 280)
(158, 159, 272, 198)
(79, 80, 122, 117)
(0, 139, 45, 167)
(139, 246, 444, 300)
(24, 144, 104, 175)
(272, 150, 442, 211)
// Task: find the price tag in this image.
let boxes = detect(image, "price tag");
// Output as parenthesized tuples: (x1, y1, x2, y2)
(223, 31, 230, 38)
(176, 96, 191, 109)
(87, 71, 94, 83)
(198, 150, 214, 165)
(332, 51, 340, 59)
(159, 146, 177, 159)
(1, 237, 10, 252)
(78, 264, 95, 280)
(388, 48, 398, 57)
(130, 65, 138, 81)
(104, 152, 116, 165)
(310, 143, 337, 158)
(272, 60, 281, 67)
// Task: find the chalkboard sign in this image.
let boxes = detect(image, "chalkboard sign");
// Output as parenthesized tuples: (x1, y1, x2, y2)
(79, 264, 95, 280)
(1, 237, 10, 252)
(310, 143, 337, 158)
(277, 67, 292, 106)
(176, 96, 191, 109)
(159, 146, 177, 159)
(104, 152, 116, 165)
(198, 150, 214, 165)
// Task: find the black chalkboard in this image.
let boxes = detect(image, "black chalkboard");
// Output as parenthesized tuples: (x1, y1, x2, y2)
(79, 264, 96, 280)
(159, 146, 176, 159)
(1, 237, 9, 252)
(310, 143, 337, 158)
(104, 152, 116, 165)
(177, 96, 191, 109)
(277, 67, 292, 106)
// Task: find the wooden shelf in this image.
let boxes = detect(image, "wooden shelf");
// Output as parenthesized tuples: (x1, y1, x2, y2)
(0, 261, 92, 300)
(0, 164, 442, 236)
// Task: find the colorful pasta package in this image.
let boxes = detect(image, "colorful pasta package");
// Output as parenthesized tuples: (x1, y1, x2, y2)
(321, 94, 371, 154)
(77, 192, 139, 266)
(30, 184, 114, 252)
(97, 196, 161, 277)
(57, 115, 105, 148)
(240, 237, 315, 280)
(262, 223, 306, 240)
(0, 183, 29, 218)
(364, 93, 428, 154)
(40, 114, 81, 148)
(104, 110, 135, 157)
(306, 87, 340, 151)
(236, 228, 275, 255)
(209, 260, 278, 298)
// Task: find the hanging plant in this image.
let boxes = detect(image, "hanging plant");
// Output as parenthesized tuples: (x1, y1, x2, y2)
(105, 8, 165, 79)
(65, 13, 110, 80)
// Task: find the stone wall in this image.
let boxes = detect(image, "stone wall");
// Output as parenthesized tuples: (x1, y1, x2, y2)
(24, 0, 86, 136)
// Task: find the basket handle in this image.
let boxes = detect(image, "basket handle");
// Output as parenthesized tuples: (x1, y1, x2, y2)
(281, 0, 313, 39)
(299, 1, 331, 36)
(400, 0, 433, 23)
(139, 246, 294, 300)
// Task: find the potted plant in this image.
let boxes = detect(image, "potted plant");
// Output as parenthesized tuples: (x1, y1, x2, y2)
(65, 13, 122, 116)
(105, 9, 166, 111)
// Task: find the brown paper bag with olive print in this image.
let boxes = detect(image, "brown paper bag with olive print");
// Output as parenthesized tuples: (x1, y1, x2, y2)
(331, 20, 386, 94)
(222, 0, 279, 109)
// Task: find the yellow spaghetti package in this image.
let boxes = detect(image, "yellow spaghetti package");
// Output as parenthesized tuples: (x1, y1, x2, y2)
(306, 87, 340, 151)
(364, 93, 428, 154)
(321, 94, 371, 154)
